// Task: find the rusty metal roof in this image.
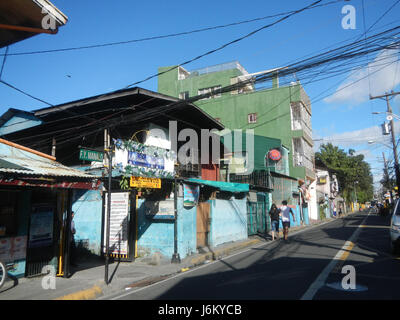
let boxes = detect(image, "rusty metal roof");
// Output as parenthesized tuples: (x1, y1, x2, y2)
(0, 141, 97, 179)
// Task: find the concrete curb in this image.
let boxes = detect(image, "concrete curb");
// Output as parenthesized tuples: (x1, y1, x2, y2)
(189, 239, 261, 267)
(54, 283, 103, 300)
(58, 212, 360, 300)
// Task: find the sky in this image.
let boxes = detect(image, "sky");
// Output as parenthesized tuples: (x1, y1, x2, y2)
(0, 0, 400, 190)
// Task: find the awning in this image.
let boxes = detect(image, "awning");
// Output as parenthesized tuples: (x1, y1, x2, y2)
(186, 178, 249, 193)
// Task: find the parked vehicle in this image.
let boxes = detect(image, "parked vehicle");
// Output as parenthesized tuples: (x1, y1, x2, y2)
(390, 200, 400, 254)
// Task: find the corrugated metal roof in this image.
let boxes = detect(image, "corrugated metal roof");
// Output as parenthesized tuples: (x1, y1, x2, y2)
(0, 142, 97, 179)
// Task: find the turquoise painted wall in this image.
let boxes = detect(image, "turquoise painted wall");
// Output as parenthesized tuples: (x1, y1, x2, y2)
(72, 189, 103, 255)
(137, 197, 197, 259)
(209, 198, 247, 247)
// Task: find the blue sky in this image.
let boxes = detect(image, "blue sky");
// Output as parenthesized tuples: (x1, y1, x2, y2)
(1, 0, 399, 189)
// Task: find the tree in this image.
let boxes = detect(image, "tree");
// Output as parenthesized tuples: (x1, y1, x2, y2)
(315, 143, 374, 204)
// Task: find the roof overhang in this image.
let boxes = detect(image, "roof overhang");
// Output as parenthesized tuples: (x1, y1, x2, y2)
(0, 0, 68, 48)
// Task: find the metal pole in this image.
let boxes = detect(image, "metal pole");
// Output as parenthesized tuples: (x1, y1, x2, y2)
(382, 152, 394, 203)
(386, 95, 400, 196)
(171, 178, 181, 263)
(105, 133, 112, 284)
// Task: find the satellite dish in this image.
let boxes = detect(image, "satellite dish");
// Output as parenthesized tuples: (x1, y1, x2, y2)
(387, 115, 393, 121)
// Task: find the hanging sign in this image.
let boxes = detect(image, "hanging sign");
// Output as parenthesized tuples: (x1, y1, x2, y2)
(183, 184, 200, 207)
(130, 176, 161, 188)
(268, 149, 282, 161)
(128, 151, 165, 169)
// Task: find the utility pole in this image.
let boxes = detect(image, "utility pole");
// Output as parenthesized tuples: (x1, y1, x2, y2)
(370, 91, 400, 196)
(382, 152, 394, 203)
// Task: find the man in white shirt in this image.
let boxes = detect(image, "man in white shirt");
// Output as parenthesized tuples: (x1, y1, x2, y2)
(280, 200, 296, 241)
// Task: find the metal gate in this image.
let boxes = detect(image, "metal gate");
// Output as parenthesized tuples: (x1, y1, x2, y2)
(247, 194, 270, 235)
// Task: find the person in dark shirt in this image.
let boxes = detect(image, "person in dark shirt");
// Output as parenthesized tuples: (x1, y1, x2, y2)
(269, 203, 281, 241)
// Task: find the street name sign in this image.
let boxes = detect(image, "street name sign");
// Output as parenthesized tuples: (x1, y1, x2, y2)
(79, 149, 104, 162)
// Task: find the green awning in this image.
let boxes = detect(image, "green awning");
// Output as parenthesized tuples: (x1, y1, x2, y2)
(186, 178, 249, 193)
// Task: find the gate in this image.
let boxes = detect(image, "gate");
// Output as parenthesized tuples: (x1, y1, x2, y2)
(247, 193, 270, 235)
(196, 202, 210, 248)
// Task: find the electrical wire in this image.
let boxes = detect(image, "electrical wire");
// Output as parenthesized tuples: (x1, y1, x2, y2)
(0, 0, 344, 58)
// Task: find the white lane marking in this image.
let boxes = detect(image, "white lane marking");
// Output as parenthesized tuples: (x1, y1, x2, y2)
(300, 213, 370, 300)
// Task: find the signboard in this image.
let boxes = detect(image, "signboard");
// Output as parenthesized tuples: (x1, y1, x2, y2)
(144, 200, 175, 220)
(128, 151, 165, 169)
(317, 176, 327, 185)
(29, 207, 54, 248)
(104, 192, 130, 257)
(79, 149, 104, 162)
(0, 236, 27, 263)
(130, 176, 161, 189)
(183, 184, 200, 207)
(268, 149, 282, 161)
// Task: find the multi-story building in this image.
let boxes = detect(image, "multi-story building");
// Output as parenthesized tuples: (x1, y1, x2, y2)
(158, 61, 315, 188)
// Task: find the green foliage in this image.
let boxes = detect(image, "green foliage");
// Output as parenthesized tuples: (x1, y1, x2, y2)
(315, 143, 374, 204)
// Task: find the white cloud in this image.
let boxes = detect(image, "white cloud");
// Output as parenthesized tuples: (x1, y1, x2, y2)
(324, 48, 400, 105)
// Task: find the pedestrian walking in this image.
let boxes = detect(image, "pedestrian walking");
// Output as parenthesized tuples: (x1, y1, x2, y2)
(280, 200, 296, 242)
(269, 203, 281, 241)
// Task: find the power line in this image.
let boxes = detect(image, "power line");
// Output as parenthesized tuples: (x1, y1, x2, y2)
(0, 0, 343, 58)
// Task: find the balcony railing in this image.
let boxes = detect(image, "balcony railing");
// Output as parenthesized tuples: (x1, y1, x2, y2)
(229, 170, 271, 189)
(176, 163, 200, 178)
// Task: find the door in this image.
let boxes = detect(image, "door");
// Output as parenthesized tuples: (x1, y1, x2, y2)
(196, 202, 210, 248)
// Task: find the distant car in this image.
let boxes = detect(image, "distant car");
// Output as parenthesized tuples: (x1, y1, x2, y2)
(390, 199, 400, 254)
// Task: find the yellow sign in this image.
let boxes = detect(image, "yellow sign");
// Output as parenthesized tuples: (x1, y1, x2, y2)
(130, 176, 161, 188)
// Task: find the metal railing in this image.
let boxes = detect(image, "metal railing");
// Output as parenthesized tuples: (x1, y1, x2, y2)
(229, 170, 271, 189)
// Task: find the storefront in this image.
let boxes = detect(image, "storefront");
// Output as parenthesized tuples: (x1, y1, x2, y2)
(0, 139, 100, 278)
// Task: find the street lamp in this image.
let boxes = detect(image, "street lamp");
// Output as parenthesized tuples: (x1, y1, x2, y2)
(372, 111, 400, 122)
(371, 110, 400, 196)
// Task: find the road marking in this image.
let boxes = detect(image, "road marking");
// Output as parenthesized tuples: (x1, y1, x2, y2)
(100, 214, 353, 300)
(300, 213, 369, 300)
(359, 225, 390, 229)
(54, 285, 102, 300)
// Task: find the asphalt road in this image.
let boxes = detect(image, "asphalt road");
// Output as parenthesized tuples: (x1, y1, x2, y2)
(104, 210, 400, 301)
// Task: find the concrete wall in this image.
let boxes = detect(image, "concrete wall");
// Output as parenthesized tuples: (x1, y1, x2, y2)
(72, 189, 103, 255)
(209, 198, 247, 247)
(136, 197, 197, 259)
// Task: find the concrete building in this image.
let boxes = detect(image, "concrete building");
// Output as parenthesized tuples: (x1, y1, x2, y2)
(158, 61, 316, 218)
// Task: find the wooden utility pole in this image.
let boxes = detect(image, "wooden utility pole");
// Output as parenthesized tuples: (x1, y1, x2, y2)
(382, 152, 394, 203)
(370, 91, 400, 195)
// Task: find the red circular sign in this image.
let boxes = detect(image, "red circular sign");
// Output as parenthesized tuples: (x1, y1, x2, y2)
(268, 149, 281, 161)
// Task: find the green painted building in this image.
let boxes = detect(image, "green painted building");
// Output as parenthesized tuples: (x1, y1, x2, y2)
(158, 61, 315, 186)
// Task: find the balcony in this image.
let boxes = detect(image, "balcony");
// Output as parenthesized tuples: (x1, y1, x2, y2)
(229, 170, 272, 189)
(293, 152, 314, 172)
(176, 163, 200, 178)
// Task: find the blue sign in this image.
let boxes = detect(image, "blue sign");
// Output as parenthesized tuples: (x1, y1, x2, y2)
(128, 151, 165, 169)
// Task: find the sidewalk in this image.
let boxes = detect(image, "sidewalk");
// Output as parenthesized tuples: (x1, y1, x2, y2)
(0, 214, 348, 300)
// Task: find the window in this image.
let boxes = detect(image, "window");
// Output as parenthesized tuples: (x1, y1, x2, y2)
(179, 91, 189, 100)
(198, 85, 222, 100)
(248, 113, 257, 124)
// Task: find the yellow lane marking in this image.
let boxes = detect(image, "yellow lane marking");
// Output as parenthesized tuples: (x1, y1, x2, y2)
(54, 285, 102, 300)
(359, 225, 390, 228)
(338, 241, 355, 261)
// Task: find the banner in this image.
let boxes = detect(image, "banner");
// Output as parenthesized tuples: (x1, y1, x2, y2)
(104, 192, 130, 256)
(183, 184, 200, 207)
